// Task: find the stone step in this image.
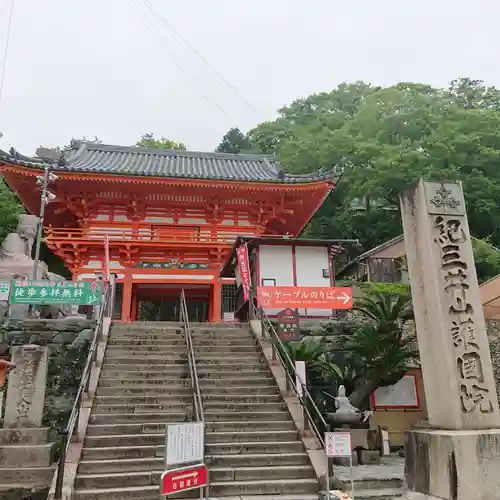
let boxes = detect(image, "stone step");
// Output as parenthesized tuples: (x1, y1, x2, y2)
(0, 444, 52, 467)
(103, 355, 264, 365)
(92, 402, 286, 414)
(98, 375, 274, 386)
(0, 466, 55, 486)
(95, 384, 277, 397)
(353, 478, 404, 491)
(78, 451, 310, 474)
(91, 404, 190, 414)
(74, 485, 317, 500)
(75, 464, 314, 489)
(85, 430, 299, 448)
(82, 441, 304, 460)
(100, 364, 269, 374)
(109, 337, 256, 346)
(351, 488, 403, 499)
(0, 428, 50, 445)
(90, 412, 189, 424)
(86, 420, 297, 436)
(107, 344, 259, 353)
(97, 383, 276, 394)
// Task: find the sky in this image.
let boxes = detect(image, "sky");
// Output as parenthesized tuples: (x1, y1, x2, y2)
(0, 0, 499, 155)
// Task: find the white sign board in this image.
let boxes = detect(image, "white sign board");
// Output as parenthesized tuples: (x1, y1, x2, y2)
(223, 312, 235, 322)
(372, 374, 419, 409)
(165, 422, 204, 466)
(325, 432, 352, 457)
(0, 282, 10, 301)
(295, 360, 306, 398)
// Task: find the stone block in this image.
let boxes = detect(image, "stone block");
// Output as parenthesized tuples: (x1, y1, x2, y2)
(357, 449, 381, 465)
(0, 444, 52, 468)
(0, 428, 49, 445)
(349, 429, 379, 450)
(4, 345, 48, 429)
(405, 428, 500, 500)
(333, 452, 358, 466)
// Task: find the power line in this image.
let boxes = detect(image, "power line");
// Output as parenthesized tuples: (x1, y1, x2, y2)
(123, 0, 236, 125)
(0, 0, 15, 110)
(139, 0, 258, 113)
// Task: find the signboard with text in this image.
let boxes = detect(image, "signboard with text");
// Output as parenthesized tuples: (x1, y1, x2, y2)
(277, 308, 300, 341)
(161, 463, 208, 496)
(165, 422, 204, 466)
(0, 282, 10, 301)
(9, 280, 103, 306)
(325, 432, 352, 457)
(257, 286, 352, 309)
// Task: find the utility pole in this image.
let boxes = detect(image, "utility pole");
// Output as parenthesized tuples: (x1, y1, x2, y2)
(32, 167, 57, 280)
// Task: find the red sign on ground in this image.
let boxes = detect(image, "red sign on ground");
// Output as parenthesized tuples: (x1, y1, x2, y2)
(257, 286, 353, 309)
(161, 463, 208, 496)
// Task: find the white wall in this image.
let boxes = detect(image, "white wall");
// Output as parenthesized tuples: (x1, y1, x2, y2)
(295, 246, 330, 317)
(258, 245, 294, 316)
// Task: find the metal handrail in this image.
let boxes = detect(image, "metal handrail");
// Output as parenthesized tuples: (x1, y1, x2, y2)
(54, 280, 114, 499)
(180, 289, 204, 422)
(249, 288, 328, 447)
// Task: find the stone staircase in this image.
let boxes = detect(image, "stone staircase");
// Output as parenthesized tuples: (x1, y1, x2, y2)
(72, 322, 319, 499)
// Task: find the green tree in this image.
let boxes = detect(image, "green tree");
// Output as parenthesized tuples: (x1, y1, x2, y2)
(244, 79, 500, 254)
(0, 181, 24, 242)
(216, 128, 252, 154)
(136, 133, 186, 151)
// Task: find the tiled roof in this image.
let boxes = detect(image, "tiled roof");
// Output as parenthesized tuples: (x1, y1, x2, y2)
(0, 142, 343, 184)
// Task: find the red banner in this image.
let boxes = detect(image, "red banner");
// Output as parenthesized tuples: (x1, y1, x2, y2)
(257, 286, 353, 309)
(161, 464, 208, 496)
(236, 245, 251, 301)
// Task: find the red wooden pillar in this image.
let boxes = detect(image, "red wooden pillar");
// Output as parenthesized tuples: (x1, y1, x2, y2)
(121, 278, 133, 322)
(210, 280, 221, 323)
(131, 289, 138, 321)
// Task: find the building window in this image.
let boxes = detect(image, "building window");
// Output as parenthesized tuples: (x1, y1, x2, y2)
(222, 284, 237, 313)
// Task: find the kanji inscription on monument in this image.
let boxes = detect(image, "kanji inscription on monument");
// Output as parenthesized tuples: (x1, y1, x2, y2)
(400, 179, 500, 430)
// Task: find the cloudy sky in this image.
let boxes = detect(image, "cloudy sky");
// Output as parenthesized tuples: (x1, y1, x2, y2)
(0, 0, 498, 155)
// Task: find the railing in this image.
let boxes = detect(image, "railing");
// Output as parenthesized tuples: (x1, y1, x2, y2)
(179, 289, 204, 422)
(54, 276, 116, 499)
(249, 288, 329, 448)
(45, 226, 293, 246)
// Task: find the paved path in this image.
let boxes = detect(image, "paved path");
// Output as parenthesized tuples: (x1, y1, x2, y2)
(333, 453, 404, 482)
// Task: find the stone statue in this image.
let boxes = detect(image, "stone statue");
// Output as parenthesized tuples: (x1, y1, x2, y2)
(0, 215, 47, 320)
(0, 214, 38, 261)
(326, 385, 373, 428)
(334, 385, 359, 414)
(0, 214, 47, 281)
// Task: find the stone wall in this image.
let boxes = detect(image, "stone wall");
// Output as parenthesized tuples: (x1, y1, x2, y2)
(1, 318, 95, 449)
(487, 319, 500, 403)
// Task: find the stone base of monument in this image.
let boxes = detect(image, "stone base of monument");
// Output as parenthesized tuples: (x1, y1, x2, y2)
(405, 428, 500, 500)
(0, 428, 54, 488)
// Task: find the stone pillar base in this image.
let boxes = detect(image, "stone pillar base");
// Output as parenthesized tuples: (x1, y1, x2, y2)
(405, 428, 500, 500)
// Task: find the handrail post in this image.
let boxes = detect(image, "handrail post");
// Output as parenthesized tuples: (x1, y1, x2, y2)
(54, 431, 68, 499)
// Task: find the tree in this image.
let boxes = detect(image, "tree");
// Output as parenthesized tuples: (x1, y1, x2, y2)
(215, 128, 252, 154)
(136, 133, 186, 151)
(242, 79, 500, 256)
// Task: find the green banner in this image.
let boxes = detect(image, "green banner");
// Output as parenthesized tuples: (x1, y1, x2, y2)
(9, 280, 103, 306)
(136, 262, 210, 270)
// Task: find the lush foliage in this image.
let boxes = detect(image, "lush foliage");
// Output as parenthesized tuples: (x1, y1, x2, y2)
(217, 78, 500, 279)
(136, 133, 186, 151)
(281, 293, 418, 412)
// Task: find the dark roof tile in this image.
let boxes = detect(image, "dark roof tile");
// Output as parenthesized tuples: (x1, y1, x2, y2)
(0, 142, 342, 184)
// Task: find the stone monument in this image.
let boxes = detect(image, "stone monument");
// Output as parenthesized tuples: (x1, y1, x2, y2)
(0, 345, 53, 489)
(400, 179, 500, 499)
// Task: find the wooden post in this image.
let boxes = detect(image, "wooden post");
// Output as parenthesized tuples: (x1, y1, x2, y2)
(121, 278, 133, 322)
(210, 280, 222, 323)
